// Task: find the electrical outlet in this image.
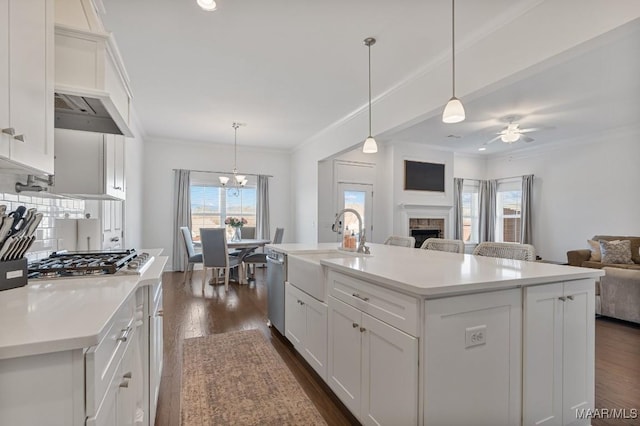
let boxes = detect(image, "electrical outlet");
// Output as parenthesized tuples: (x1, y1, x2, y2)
(465, 325, 487, 348)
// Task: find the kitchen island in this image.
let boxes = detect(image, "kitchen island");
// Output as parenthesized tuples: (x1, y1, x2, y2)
(268, 242, 603, 425)
(0, 250, 167, 426)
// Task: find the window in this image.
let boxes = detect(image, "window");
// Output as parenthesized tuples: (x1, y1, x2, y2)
(461, 180, 480, 243)
(495, 179, 522, 243)
(190, 174, 257, 241)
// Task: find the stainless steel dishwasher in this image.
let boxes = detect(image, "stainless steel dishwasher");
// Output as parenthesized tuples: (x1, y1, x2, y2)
(266, 250, 286, 335)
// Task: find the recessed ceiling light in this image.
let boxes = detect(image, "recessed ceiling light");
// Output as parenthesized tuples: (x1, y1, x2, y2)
(478, 147, 486, 151)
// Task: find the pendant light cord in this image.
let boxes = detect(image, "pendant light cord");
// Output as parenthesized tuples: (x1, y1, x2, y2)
(368, 42, 372, 137)
(232, 122, 238, 173)
(451, 0, 456, 97)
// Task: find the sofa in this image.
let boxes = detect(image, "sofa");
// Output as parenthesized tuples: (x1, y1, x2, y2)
(567, 236, 640, 324)
(566, 235, 640, 270)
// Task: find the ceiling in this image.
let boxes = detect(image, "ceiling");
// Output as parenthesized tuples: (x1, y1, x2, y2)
(100, 1, 639, 153)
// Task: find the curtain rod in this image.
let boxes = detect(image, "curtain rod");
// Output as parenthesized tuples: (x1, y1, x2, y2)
(173, 168, 273, 178)
(457, 174, 533, 181)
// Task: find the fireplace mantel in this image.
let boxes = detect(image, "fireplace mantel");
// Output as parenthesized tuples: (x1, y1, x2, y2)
(399, 204, 453, 239)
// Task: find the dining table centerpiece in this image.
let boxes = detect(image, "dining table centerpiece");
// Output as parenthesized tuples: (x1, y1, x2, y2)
(225, 216, 247, 242)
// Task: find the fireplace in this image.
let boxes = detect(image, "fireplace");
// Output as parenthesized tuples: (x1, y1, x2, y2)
(409, 218, 445, 248)
(411, 229, 441, 248)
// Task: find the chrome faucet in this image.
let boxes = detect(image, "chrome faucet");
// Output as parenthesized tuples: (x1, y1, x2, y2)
(332, 208, 370, 254)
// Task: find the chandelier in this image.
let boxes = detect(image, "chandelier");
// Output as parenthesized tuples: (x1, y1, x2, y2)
(219, 122, 247, 196)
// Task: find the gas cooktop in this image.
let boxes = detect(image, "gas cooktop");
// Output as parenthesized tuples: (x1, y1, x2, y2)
(28, 249, 152, 279)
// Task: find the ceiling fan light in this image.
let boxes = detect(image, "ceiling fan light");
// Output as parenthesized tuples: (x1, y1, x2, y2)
(362, 136, 378, 154)
(197, 0, 217, 11)
(442, 97, 465, 123)
(500, 132, 520, 143)
(219, 176, 229, 185)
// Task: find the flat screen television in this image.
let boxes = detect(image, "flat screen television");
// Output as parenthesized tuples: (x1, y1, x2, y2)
(404, 160, 445, 192)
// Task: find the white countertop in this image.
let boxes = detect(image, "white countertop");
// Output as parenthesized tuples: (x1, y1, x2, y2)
(270, 243, 604, 298)
(0, 249, 167, 360)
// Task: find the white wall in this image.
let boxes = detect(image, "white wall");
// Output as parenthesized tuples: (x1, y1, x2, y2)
(485, 128, 640, 261)
(124, 114, 145, 249)
(142, 138, 291, 270)
(454, 153, 486, 180)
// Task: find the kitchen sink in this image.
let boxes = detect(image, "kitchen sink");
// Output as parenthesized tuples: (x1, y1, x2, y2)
(287, 250, 370, 302)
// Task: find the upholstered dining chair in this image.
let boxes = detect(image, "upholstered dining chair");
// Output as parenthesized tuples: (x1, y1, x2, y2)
(384, 235, 416, 248)
(180, 226, 203, 283)
(472, 241, 536, 261)
(420, 238, 465, 253)
(200, 228, 241, 292)
(241, 226, 256, 239)
(243, 227, 284, 280)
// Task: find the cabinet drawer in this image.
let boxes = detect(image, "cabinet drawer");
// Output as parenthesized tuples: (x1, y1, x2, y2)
(329, 270, 419, 336)
(85, 294, 136, 417)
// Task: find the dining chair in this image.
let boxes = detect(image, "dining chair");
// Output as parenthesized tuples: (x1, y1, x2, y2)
(180, 226, 203, 283)
(241, 226, 256, 239)
(420, 238, 465, 253)
(200, 228, 241, 292)
(383, 235, 416, 248)
(473, 241, 536, 261)
(243, 227, 284, 280)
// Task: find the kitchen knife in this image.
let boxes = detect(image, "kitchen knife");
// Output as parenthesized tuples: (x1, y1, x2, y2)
(8, 206, 26, 236)
(0, 205, 6, 216)
(0, 217, 14, 246)
(11, 236, 33, 260)
(6, 236, 24, 260)
(16, 236, 36, 259)
(24, 213, 43, 238)
(18, 208, 37, 235)
(0, 236, 16, 261)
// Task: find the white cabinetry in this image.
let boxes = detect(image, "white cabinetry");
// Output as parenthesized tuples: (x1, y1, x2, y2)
(53, 128, 126, 200)
(523, 280, 595, 426)
(102, 199, 123, 249)
(284, 282, 328, 380)
(0, 0, 54, 174)
(327, 270, 419, 425)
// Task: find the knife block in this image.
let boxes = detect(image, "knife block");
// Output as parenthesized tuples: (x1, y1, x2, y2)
(0, 258, 28, 291)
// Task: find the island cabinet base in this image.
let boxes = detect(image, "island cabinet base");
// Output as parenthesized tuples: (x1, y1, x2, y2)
(424, 288, 523, 426)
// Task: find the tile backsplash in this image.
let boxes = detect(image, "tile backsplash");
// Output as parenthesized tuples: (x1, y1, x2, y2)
(0, 193, 85, 260)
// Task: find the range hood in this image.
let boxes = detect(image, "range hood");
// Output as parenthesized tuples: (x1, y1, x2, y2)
(55, 24, 133, 137)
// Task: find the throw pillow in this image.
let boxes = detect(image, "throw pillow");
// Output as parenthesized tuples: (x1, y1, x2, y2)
(600, 240, 634, 264)
(587, 239, 601, 261)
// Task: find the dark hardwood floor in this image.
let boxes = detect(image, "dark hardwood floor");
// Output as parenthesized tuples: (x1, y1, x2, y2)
(154, 269, 359, 426)
(155, 269, 640, 425)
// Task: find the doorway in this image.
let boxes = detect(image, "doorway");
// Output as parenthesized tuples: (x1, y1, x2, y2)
(336, 182, 373, 242)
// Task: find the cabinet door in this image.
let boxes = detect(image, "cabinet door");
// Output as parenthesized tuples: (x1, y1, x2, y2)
(327, 296, 362, 417)
(284, 283, 306, 349)
(114, 135, 126, 197)
(562, 280, 595, 425)
(8, 0, 53, 174)
(361, 312, 418, 426)
(104, 134, 117, 198)
(302, 294, 328, 381)
(0, 0, 9, 159)
(149, 313, 163, 424)
(523, 283, 564, 426)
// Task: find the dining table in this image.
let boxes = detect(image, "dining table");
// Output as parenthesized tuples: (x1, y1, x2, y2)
(193, 238, 271, 285)
(227, 238, 271, 284)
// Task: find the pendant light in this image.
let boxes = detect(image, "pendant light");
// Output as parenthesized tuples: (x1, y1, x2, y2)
(442, 0, 465, 123)
(197, 0, 217, 11)
(362, 37, 378, 154)
(219, 122, 247, 196)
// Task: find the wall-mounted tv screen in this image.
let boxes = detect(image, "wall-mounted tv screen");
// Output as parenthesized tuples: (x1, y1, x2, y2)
(404, 160, 445, 192)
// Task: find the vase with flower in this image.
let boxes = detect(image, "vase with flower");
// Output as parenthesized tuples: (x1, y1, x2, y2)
(225, 216, 247, 242)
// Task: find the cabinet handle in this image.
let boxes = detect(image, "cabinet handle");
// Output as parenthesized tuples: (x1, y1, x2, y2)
(298, 300, 305, 305)
(567, 295, 574, 301)
(119, 380, 129, 388)
(157, 310, 164, 317)
(117, 326, 132, 342)
(123, 372, 132, 379)
(352, 323, 359, 328)
(113, 186, 122, 190)
(558, 296, 566, 302)
(2, 128, 15, 136)
(352, 293, 370, 302)
(360, 327, 366, 333)
(13, 134, 25, 142)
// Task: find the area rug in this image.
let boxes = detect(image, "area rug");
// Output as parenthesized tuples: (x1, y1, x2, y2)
(181, 329, 327, 425)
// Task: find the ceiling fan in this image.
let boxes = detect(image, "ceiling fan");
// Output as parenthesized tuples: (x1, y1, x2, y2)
(484, 122, 538, 145)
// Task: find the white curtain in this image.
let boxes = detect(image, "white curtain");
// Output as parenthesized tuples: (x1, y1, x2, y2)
(173, 169, 191, 271)
(453, 178, 464, 240)
(256, 175, 270, 240)
(521, 174, 534, 244)
(479, 179, 497, 242)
